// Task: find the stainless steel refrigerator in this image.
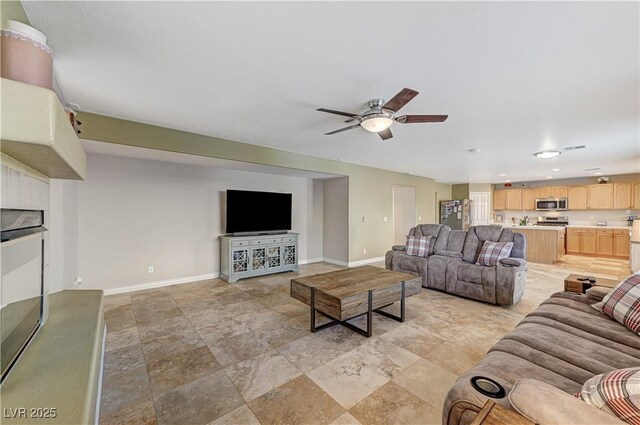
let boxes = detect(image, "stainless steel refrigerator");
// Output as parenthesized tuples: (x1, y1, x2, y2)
(440, 200, 472, 230)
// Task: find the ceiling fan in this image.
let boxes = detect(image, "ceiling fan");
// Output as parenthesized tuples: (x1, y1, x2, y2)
(317, 88, 448, 141)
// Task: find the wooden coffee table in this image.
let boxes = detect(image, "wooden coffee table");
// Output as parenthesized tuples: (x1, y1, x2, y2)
(564, 273, 620, 294)
(290, 266, 420, 337)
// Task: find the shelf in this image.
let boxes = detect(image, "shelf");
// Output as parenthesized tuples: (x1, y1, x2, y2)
(0, 78, 86, 180)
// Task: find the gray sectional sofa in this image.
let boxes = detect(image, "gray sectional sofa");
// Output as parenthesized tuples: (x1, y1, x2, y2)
(386, 225, 527, 306)
(443, 288, 634, 425)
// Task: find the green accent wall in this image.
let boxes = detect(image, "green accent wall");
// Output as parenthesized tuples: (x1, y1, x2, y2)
(0, 0, 30, 25)
(78, 112, 442, 261)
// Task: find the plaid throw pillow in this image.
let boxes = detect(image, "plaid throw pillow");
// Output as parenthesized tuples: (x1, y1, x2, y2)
(475, 241, 514, 266)
(575, 367, 640, 425)
(593, 274, 640, 334)
(405, 235, 432, 257)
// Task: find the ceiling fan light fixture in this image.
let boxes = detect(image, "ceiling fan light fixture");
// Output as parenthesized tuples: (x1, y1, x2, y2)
(360, 115, 393, 133)
(533, 150, 561, 159)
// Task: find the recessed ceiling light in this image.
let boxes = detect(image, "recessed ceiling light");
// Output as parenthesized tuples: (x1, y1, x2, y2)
(468, 148, 480, 153)
(499, 173, 507, 177)
(552, 168, 560, 172)
(505, 179, 511, 183)
(533, 151, 561, 159)
(584, 167, 600, 171)
(546, 176, 553, 179)
(594, 172, 603, 175)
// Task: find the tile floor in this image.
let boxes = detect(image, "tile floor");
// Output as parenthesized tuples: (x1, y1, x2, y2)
(100, 255, 631, 425)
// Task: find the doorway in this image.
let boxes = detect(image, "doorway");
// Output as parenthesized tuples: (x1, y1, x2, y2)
(470, 192, 490, 225)
(393, 185, 417, 245)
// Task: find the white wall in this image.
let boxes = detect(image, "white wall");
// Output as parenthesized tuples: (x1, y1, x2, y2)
(77, 153, 323, 292)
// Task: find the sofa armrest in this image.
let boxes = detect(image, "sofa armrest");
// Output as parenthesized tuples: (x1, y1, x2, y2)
(499, 257, 526, 268)
(509, 378, 625, 425)
(434, 250, 463, 258)
(391, 245, 406, 252)
(586, 286, 613, 302)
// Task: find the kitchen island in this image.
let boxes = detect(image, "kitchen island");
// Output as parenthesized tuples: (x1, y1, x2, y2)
(503, 225, 565, 264)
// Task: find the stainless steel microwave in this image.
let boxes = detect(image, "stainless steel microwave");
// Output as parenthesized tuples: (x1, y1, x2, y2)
(535, 198, 568, 211)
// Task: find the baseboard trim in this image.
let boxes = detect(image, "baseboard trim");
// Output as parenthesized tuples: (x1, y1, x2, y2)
(299, 257, 324, 265)
(103, 272, 220, 296)
(101, 256, 386, 295)
(347, 256, 386, 267)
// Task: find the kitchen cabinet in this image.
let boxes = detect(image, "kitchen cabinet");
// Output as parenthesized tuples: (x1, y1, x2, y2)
(567, 228, 597, 255)
(550, 186, 568, 198)
(633, 183, 640, 209)
(596, 229, 614, 256)
(512, 227, 564, 264)
(588, 185, 614, 209)
(568, 186, 589, 210)
(614, 182, 632, 209)
(557, 231, 566, 257)
(567, 227, 629, 259)
(493, 190, 506, 210)
(506, 189, 522, 210)
(535, 187, 551, 199)
(521, 188, 536, 210)
(614, 229, 630, 259)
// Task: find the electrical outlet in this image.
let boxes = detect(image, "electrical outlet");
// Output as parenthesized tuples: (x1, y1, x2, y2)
(362, 215, 367, 223)
(418, 216, 422, 221)
(74, 277, 82, 289)
(148, 266, 155, 274)
(383, 216, 388, 223)
(363, 248, 367, 255)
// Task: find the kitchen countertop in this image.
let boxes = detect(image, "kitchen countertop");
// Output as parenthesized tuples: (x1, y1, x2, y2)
(502, 225, 565, 231)
(566, 225, 631, 230)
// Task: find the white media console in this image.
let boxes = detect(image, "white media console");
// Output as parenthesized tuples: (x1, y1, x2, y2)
(219, 233, 299, 283)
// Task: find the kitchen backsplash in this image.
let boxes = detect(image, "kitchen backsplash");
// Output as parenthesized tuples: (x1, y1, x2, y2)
(497, 209, 639, 227)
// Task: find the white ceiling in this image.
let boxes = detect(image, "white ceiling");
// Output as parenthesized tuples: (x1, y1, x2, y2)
(24, 1, 640, 184)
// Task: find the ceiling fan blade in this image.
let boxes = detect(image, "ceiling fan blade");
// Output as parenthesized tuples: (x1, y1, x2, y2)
(396, 115, 448, 123)
(378, 128, 393, 140)
(382, 88, 419, 112)
(317, 108, 359, 118)
(324, 124, 361, 135)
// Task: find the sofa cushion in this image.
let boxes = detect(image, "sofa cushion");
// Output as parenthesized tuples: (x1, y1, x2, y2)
(593, 274, 640, 334)
(392, 253, 427, 274)
(510, 378, 625, 425)
(476, 241, 514, 266)
(576, 367, 640, 424)
(406, 235, 432, 257)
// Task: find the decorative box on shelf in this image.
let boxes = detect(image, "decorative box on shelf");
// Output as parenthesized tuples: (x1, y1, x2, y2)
(219, 233, 299, 283)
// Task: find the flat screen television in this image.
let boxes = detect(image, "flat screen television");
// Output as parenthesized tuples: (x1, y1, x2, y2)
(226, 190, 292, 234)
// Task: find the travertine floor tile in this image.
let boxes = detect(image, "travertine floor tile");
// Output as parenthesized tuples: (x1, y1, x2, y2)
(207, 405, 260, 425)
(225, 350, 302, 401)
(330, 412, 363, 425)
(153, 371, 244, 425)
(349, 382, 441, 425)
(207, 330, 274, 367)
(248, 375, 345, 425)
(393, 358, 458, 409)
(424, 341, 485, 375)
(379, 324, 445, 358)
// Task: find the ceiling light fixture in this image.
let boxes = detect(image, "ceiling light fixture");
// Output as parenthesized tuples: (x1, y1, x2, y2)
(552, 168, 560, 172)
(533, 151, 561, 159)
(499, 173, 507, 177)
(505, 179, 511, 183)
(359, 114, 393, 133)
(594, 172, 603, 175)
(546, 176, 553, 179)
(468, 148, 480, 153)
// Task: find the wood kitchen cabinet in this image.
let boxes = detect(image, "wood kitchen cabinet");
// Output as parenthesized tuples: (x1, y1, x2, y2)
(568, 227, 629, 259)
(521, 188, 536, 210)
(493, 189, 506, 210)
(550, 186, 568, 198)
(614, 229, 630, 259)
(614, 182, 632, 209)
(535, 187, 551, 199)
(633, 183, 640, 209)
(568, 186, 589, 210)
(506, 189, 522, 210)
(596, 229, 614, 256)
(588, 185, 614, 209)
